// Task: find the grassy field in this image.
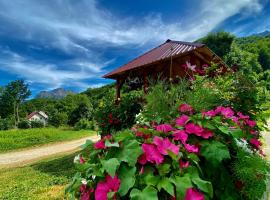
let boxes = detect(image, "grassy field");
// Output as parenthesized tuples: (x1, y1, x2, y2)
(0, 127, 96, 153)
(0, 153, 76, 199)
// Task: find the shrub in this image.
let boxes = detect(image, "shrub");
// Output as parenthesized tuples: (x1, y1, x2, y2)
(18, 119, 31, 129)
(68, 102, 94, 126)
(49, 111, 68, 127)
(95, 90, 143, 135)
(30, 120, 45, 128)
(68, 103, 269, 200)
(0, 117, 14, 130)
(74, 119, 98, 131)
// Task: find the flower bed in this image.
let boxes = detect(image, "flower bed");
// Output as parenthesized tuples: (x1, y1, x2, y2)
(67, 104, 269, 200)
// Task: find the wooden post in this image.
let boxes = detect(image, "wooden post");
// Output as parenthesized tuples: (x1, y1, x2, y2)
(143, 72, 148, 94)
(116, 78, 121, 103)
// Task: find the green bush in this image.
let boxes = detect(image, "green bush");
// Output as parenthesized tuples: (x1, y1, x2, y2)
(95, 90, 143, 135)
(74, 118, 97, 130)
(18, 119, 31, 129)
(68, 102, 94, 126)
(30, 120, 45, 128)
(49, 111, 68, 127)
(0, 117, 14, 130)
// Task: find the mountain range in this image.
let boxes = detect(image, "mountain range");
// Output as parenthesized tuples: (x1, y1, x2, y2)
(36, 88, 75, 99)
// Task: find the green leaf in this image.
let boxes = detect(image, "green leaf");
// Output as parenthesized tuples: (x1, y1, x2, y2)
(157, 163, 171, 176)
(114, 139, 142, 167)
(118, 164, 136, 196)
(144, 173, 160, 187)
(114, 130, 134, 141)
(201, 141, 230, 167)
(80, 139, 94, 150)
(217, 126, 230, 135)
(105, 140, 120, 147)
(192, 177, 213, 198)
(157, 177, 174, 196)
(231, 128, 243, 138)
(101, 158, 120, 177)
(170, 174, 192, 199)
(130, 186, 158, 200)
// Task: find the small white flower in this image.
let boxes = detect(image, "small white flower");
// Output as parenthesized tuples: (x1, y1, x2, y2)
(73, 155, 80, 164)
(81, 178, 87, 185)
(186, 61, 196, 71)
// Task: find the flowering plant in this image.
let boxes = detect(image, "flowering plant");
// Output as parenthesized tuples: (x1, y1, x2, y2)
(68, 103, 269, 200)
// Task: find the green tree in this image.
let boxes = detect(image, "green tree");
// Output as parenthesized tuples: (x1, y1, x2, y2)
(0, 80, 31, 126)
(258, 46, 270, 70)
(197, 31, 235, 58)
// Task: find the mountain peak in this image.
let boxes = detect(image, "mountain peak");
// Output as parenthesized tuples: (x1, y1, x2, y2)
(252, 30, 270, 37)
(36, 88, 75, 99)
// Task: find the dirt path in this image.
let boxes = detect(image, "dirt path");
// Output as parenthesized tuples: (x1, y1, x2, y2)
(262, 120, 270, 160)
(0, 135, 100, 168)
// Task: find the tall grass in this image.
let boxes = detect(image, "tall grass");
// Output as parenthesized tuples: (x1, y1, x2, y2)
(0, 127, 95, 153)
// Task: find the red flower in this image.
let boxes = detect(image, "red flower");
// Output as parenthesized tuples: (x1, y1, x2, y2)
(185, 123, 204, 136)
(95, 175, 121, 200)
(245, 120, 256, 128)
(80, 155, 85, 164)
(215, 106, 234, 118)
(184, 143, 199, 154)
(179, 159, 190, 169)
(250, 138, 261, 149)
(237, 112, 249, 119)
(202, 109, 216, 117)
(173, 130, 188, 144)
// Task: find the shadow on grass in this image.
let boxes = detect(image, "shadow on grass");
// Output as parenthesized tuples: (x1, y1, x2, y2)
(31, 153, 78, 179)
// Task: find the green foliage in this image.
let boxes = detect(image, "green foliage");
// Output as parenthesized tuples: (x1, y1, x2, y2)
(48, 111, 68, 127)
(197, 31, 235, 58)
(18, 119, 31, 129)
(68, 102, 93, 126)
(95, 90, 143, 134)
(74, 118, 98, 130)
(30, 120, 45, 128)
(232, 150, 270, 200)
(0, 116, 14, 130)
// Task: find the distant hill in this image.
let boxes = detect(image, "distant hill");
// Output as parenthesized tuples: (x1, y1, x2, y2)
(36, 88, 75, 99)
(252, 30, 270, 37)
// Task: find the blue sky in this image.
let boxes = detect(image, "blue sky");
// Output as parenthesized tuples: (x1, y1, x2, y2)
(0, 0, 269, 96)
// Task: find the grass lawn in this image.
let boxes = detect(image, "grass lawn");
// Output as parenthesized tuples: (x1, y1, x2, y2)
(0, 127, 96, 153)
(0, 153, 76, 200)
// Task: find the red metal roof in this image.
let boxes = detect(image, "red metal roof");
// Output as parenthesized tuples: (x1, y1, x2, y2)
(103, 39, 205, 79)
(27, 111, 38, 119)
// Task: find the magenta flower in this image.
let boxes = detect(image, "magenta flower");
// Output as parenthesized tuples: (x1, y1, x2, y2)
(179, 104, 194, 114)
(94, 140, 106, 150)
(95, 175, 121, 200)
(155, 124, 174, 133)
(138, 153, 147, 165)
(184, 143, 199, 154)
(184, 188, 205, 200)
(185, 123, 204, 136)
(250, 138, 261, 149)
(245, 120, 256, 128)
(176, 115, 189, 126)
(237, 112, 249, 119)
(80, 185, 94, 200)
(80, 155, 85, 164)
(202, 110, 216, 117)
(179, 159, 190, 169)
(153, 136, 180, 156)
(173, 130, 188, 144)
(200, 130, 214, 139)
(142, 143, 164, 164)
(215, 106, 234, 118)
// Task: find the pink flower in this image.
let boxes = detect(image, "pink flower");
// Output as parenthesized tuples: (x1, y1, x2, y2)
(250, 138, 261, 149)
(231, 116, 239, 124)
(185, 123, 204, 136)
(95, 175, 121, 200)
(80, 185, 94, 200)
(245, 120, 256, 128)
(184, 143, 199, 154)
(153, 136, 180, 156)
(179, 104, 194, 114)
(173, 130, 188, 143)
(142, 143, 164, 164)
(80, 155, 85, 164)
(176, 115, 189, 126)
(155, 124, 174, 133)
(184, 188, 205, 200)
(94, 140, 106, 149)
(200, 130, 214, 139)
(179, 159, 190, 169)
(237, 112, 249, 119)
(202, 110, 216, 117)
(215, 106, 234, 118)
